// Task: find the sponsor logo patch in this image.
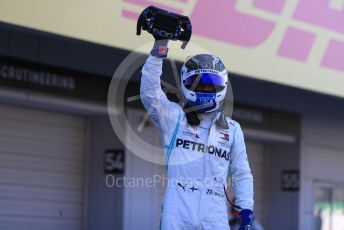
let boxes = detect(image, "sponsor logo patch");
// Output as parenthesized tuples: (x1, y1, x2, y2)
(206, 189, 225, 198)
(182, 131, 199, 138)
(220, 132, 230, 141)
(158, 46, 168, 55)
(175, 138, 230, 161)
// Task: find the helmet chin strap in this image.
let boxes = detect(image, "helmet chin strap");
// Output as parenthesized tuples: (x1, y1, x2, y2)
(185, 112, 200, 126)
(184, 102, 229, 129)
(184, 102, 201, 126)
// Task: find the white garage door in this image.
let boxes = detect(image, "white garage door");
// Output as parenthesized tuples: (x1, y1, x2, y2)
(0, 104, 86, 230)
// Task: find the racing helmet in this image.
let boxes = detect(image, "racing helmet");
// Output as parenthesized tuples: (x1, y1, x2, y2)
(181, 54, 228, 113)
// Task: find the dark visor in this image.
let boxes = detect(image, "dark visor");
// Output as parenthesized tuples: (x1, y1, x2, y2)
(183, 73, 226, 92)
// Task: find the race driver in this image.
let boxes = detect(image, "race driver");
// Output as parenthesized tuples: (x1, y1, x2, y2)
(140, 38, 254, 230)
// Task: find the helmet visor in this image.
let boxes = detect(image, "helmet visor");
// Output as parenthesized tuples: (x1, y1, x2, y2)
(183, 73, 226, 92)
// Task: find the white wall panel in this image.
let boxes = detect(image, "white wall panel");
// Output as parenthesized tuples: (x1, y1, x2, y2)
(304, 115, 344, 149)
(123, 109, 162, 230)
(246, 142, 268, 228)
(305, 146, 344, 181)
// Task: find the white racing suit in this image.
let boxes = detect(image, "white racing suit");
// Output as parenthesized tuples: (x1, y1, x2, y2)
(140, 55, 254, 230)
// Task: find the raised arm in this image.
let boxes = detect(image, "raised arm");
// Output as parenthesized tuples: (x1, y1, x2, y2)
(140, 41, 181, 134)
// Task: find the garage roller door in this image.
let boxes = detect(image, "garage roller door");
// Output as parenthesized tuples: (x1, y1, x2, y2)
(0, 104, 86, 230)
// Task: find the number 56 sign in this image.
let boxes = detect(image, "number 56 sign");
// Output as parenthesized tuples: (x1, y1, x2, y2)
(281, 170, 300, 191)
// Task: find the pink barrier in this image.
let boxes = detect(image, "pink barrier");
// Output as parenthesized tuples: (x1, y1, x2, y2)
(121, 0, 344, 72)
(190, 0, 275, 47)
(277, 27, 315, 62)
(294, 0, 344, 34)
(322, 39, 344, 72)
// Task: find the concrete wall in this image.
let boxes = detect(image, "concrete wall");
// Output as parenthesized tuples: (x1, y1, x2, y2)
(88, 116, 124, 230)
(300, 113, 344, 229)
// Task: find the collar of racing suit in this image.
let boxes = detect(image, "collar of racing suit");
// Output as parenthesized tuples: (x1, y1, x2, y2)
(189, 110, 229, 130)
(198, 111, 217, 129)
